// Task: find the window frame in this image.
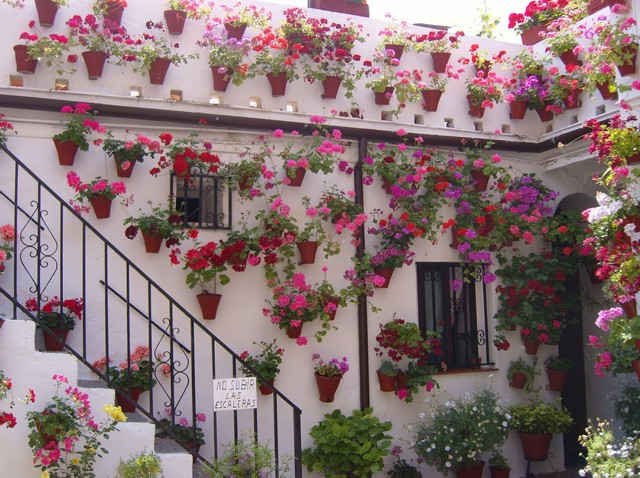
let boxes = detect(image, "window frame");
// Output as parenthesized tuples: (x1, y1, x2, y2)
(170, 173, 233, 230)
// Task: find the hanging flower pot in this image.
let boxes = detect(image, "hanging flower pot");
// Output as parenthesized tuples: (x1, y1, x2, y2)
(431, 52, 451, 73)
(149, 57, 171, 85)
(258, 380, 274, 395)
(82, 51, 107, 80)
(633, 360, 640, 380)
(321, 76, 341, 99)
(267, 72, 288, 97)
(141, 230, 163, 253)
(315, 373, 342, 403)
(536, 107, 554, 122)
(520, 24, 547, 46)
(509, 100, 527, 120)
(324, 297, 339, 321)
(225, 22, 248, 40)
(456, 462, 484, 478)
(421, 89, 442, 111)
(374, 87, 394, 105)
(115, 387, 143, 413)
(470, 170, 490, 192)
(467, 96, 485, 118)
(211, 66, 231, 92)
(509, 372, 527, 389)
(596, 82, 618, 100)
(588, 0, 626, 14)
(559, 51, 582, 68)
(35, 0, 59, 27)
(373, 267, 394, 288)
(547, 368, 567, 392)
(114, 154, 140, 178)
(384, 44, 404, 60)
(14, 45, 38, 74)
(164, 9, 186, 35)
(523, 338, 540, 355)
(518, 432, 552, 461)
(43, 327, 69, 351)
(286, 323, 303, 339)
(89, 196, 113, 219)
(621, 299, 636, 318)
(297, 241, 318, 264)
(103, 0, 125, 26)
(377, 370, 397, 391)
(617, 46, 637, 76)
(197, 292, 221, 320)
(53, 139, 79, 166)
(490, 467, 511, 478)
(285, 166, 306, 187)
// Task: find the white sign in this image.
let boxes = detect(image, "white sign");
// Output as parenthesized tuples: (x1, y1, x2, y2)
(213, 377, 258, 412)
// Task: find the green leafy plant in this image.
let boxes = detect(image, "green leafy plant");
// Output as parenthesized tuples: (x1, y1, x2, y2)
(508, 401, 572, 434)
(205, 438, 284, 478)
(579, 420, 640, 477)
(117, 452, 162, 478)
(102, 134, 160, 167)
(489, 452, 510, 470)
(18, 30, 75, 75)
(615, 386, 640, 438)
(302, 408, 392, 478)
(545, 356, 572, 372)
(240, 339, 284, 384)
(507, 358, 537, 391)
(53, 103, 103, 151)
(25, 296, 83, 333)
(156, 416, 206, 447)
(123, 202, 187, 243)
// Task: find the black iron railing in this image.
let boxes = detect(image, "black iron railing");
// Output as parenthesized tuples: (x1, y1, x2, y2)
(0, 144, 302, 476)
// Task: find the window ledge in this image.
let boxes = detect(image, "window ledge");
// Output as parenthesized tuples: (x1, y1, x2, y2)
(434, 367, 499, 377)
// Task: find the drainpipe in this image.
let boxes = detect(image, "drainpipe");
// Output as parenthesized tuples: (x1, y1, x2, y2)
(355, 138, 370, 410)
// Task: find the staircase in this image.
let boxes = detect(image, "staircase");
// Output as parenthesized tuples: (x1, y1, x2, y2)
(0, 144, 302, 476)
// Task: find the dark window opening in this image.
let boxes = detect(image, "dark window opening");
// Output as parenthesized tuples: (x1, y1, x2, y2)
(417, 262, 493, 371)
(170, 174, 232, 230)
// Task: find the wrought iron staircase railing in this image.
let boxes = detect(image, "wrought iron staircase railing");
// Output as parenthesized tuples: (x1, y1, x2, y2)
(0, 144, 302, 476)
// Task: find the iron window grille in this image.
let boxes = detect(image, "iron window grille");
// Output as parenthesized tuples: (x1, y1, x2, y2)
(416, 262, 493, 371)
(170, 173, 232, 230)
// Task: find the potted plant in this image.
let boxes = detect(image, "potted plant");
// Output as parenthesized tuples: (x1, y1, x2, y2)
(35, 0, 69, 27)
(98, 347, 154, 412)
(378, 20, 416, 61)
(587, 0, 626, 14)
(92, 0, 127, 27)
(376, 359, 399, 392)
(278, 7, 325, 56)
(117, 452, 162, 478)
(216, 2, 272, 40)
(153, 132, 222, 179)
(614, 385, 640, 437)
(296, 200, 334, 265)
(0, 223, 15, 276)
(249, 27, 301, 96)
(303, 408, 392, 477)
(224, 153, 264, 193)
(303, 42, 361, 100)
(545, 356, 571, 392)
(312, 353, 349, 403)
(25, 296, 83, 351)
(14, 29, 73, 75)
(507, 358, 536, 391)
(505, 74, 550, 120)
(156, 413, 206, 461)
(590, 15, 638, 77)
(579, 419, 640, 476)
(102, 133, 161, 177)
(206, 437, 281, 477)
(123, 203, 187, 253)
(364, 50, 399, 106)
(387, 447, 422, 478)
(414, 389, 510, 478)
(201, 33, 250, 92)
(466, 72, 504, 118)
(507, 1, 566, 45)
(548, 68, 585, 110)
(240, 339, 284, 395)
(53, 103, 103, 166)
(488, 453, 511, 478)
(66, 172, 126, 219)
(547, 30, 582, 68)
(318, 186, 364, 225)
(414, 29, 464, 73)
(419, 72, 447, 112)
(509, 401, 573, 461)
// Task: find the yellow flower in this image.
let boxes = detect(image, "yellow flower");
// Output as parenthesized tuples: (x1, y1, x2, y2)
(71, 458, 80, 465)
(40, 472, 50, 478)
(104, 404, 127, 423)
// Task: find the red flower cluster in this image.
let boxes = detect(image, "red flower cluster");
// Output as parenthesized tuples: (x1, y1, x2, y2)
(0, 412, 16, 428)
(508, 0, 570, 29)
(25, 297, 84, 320)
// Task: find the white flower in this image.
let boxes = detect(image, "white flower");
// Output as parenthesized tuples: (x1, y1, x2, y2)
(585, 192, 623, 223)
(445, 461, 451, 468)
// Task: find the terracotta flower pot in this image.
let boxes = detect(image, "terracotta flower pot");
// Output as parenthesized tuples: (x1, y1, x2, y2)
(509, 100, 527, 120)
(374, 87, 394, 105)
(384, 44, 404, 60)
(588, 0, 625, 14)
(315, 373, 342, 403)
(523, 338, 540, 355)
(622, 299, 636, 318)
(547, 368, 567, 392)
(286, 166, 306, 187)
(559, 51, 582, 68)
(142, 230, 163, 253)
(321, 76, 341, 99)
(89, 196, 112, 219)
(258, 381, 274, 395)
(309, 0, 370, 16)
(225, 22, 248, 40)
(211, 66, 231, 92)
(373, 267, 394, 288)
(536, 107, 554, 122)
(617, 46, 637, 76)
(286, 323, 303, 339)
(596, 82, 618, 100)
(114, 154, 139, 178)
(377, 370, 397, 392)
(149, 57, 171, 85)
(197, 292, 221, 320)
(43, 327, 69, 351)
(509, 372, 527, 389)
(431, 52, 451, 73)
(53, 139, 79, 166)
(164, 9, 186, 35)
(421, 89, 442, 111)
(103, 1, 124, 26)
(470, 170, 489, 192)
(267, 72, 288, 97)
(297, 241, 318, 265)
(14, 45, 38, 74)
(35, 0, 58, 27)
(633, 360, 640, 381)
(490, 467, 511, 478)
(520, 24, 547, 46)
(518, 432, 552, 461)
(456, 462, 484, 478)
(467, 96, 485, 118)
(82, 51, 107, 80)
(115, 387, 143, 413)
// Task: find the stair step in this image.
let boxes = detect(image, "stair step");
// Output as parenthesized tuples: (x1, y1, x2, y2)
(78, 379, 109, 389)
(155, 437, 186, 454)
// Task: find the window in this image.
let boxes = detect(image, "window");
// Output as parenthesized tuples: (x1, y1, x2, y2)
(170, 174, 232, 230)
(416, 262, 493, 371)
